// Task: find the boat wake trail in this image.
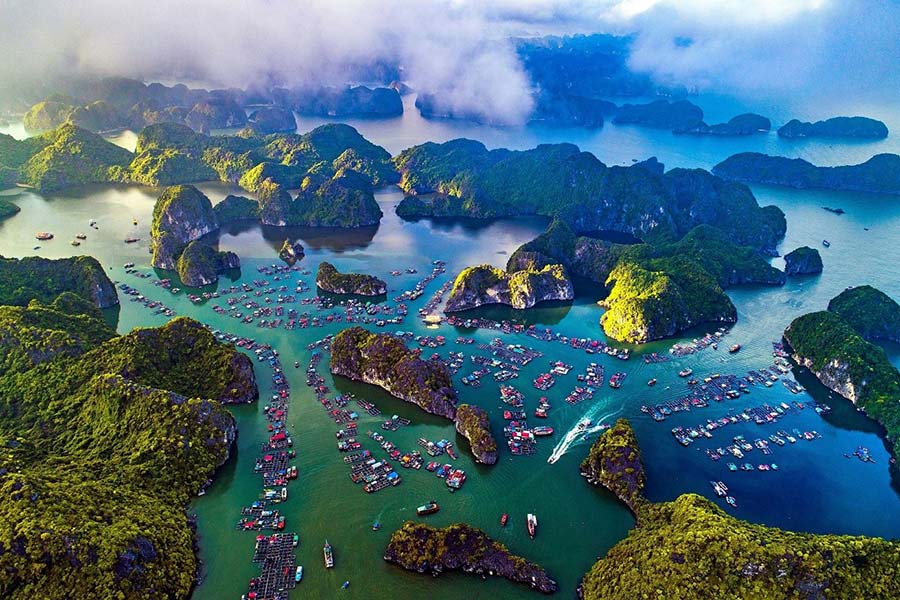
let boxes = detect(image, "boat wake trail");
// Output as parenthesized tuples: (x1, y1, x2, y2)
(547, 406, 623, 465)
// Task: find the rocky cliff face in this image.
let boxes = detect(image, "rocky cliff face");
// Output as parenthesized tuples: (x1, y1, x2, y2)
(384, 522, 557, 594)
(454, 404, 498, 465)
(278, 239, 305, 265)
(827, 285, 900, 343)
(330, 326, 457, 419)
(150, 185, 219, 269)
(316, 261, 387, 296)
(247, 107, 296, 134)
(175, 240, 240, 287)
(784, 246, 823, 276)
(445, 264, 574, 312)
(580, 419, 646, 514)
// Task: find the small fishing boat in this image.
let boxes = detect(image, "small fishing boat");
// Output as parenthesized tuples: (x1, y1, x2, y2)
(324, 540, 334, 568)
(295, 566, 303, 582)
(75, 233, 87, 240)
(416, 500, 440, 516)
(647, 378, 657, 386)
(35, 232, 53, 241)
(124, 237, 140, 244)
(500, 513, 509, 526)
(678, 368, 693, 377)
(70, 240, 81, 246)
(372, 520, 381, 531)
(342, 581, 350, 589)
(133, 218, 138, 226)
(726, 496, 737, 508)
(728, 344, 741, 353)
(526, 513, 537, 539)
(533, 426, 554, 436)
(822, 239, 831, 247)
(292, 533, 299, 547)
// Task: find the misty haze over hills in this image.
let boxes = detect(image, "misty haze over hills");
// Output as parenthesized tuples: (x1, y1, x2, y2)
(1, 0, 898, 124)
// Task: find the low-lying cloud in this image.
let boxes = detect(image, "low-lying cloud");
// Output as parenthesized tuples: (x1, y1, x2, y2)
(0, 0, 897, 124)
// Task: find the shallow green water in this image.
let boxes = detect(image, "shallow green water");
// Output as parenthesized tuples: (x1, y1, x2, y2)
(2, 106, 900, 599)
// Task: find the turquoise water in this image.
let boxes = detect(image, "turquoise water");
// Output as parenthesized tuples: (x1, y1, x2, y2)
(1, 97, 899, 598)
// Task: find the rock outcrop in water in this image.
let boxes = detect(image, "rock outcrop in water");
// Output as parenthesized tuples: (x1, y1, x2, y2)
(713, 152, 900, 195)
(827, 285, 900, 343)
(175, 240, 240, 287)
(330, 326, 458, 419)
(278, 239, 305, 265)
(384, 522, 558, 593)
(783, 303, 900, 461)
(674, 113, 771, 136)
(214, 194, 259, 223)
(278, 85, 403, 118)
(613, 99, 703, 129)
(580, 419, 645, 513)
(184, 96, 247, 132)
(455, 404, 498, 465)
(445, 263, 573, 312)
(316, 261, 387, 296)
(783, 246, 823, 276)
(247, 107, 296, 134)
(777, 116, 888, 139)
(150, 185, 219, 270)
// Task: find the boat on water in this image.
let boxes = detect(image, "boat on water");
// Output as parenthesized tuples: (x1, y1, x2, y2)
(576, 419, 592, 432)
(526, 513, 537, 539)
(292, 533, 299, 547)
(533, 426, 554, 436)
(295, 566, 303, 582)
(822, 239, 831, 247)
(726, 496, 737, 508)
(342, 581, 350, 589)
(75, 233, 87, 240)
(729, 344, 741, 353)
(35, 232, 53, 241)
(372, 520, 381, 531)
(416, 500, 440, 516)
(647, 378, 657, 386)
(500, 513, 509, 526)
(124, 237, 140, 244)
(70, 240, 80, 246)
(324, 540, 334, 568)
(678, 368, 693, 377)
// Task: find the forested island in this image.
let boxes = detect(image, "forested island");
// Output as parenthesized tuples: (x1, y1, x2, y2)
(777, 116, 888, 139)
(713, 152, 900, 195)
(393, 141, 785, 255)
(0, 255, 257, 599)
(783, 286, 900, 460)
(578, 420, 900, 600)
(384, 522, 557, 593)
(508, 220, 784, 343)
(444, 263, 573, 312)
(316, 261, 387, 296)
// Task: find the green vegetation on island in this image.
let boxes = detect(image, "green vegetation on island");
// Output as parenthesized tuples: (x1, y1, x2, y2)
(213, 194, 260, 224)
(176, 240, 240, 287)
(393, 141, 785, 255)
(150, 185, 219, 270)
(444, 263, 573, 312)
(674, 113, 771, 136)
(0, 198, 21, 219)
(579, 418, 645, 512)
(783, 246, 823, 276)
(778, 116, 888, 139)
(329, 326, 458, 419)
(316, 262, 387, 296)
(784, 310, 900, 458)
(509, 220, 784, 343)
(612, 99, 703, 129)
(0, 254, 118, 308)
(454, 404, 498, 465)
(713, 152, 900, 195)
(827, 285, 900, 343)
(383, 522, 557, 593)
(579, 419, 900, 600)
(0, 296, 257, 599)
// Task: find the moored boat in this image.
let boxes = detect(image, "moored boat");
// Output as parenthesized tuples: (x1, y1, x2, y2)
(678, 368, 693, 377)
(533, 426, 554, 436)
(500, 513, 509, 526)
(729, 344, 741, 353)
(35, 232, 53, 240)
(416, 500, 440, 516)
(295, 566, 303, 582)
(526, 513, 537, 539)
(324, 540, 334, 568)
